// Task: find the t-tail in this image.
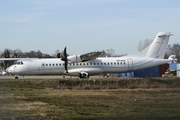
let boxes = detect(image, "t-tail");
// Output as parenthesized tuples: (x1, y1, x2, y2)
(129, 32, 173, 59)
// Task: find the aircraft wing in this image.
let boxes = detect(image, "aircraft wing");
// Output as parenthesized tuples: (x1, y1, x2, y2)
(80, 51, 102, 62)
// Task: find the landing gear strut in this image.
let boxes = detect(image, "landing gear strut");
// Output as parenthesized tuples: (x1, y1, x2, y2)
(15, 75, 19, 79)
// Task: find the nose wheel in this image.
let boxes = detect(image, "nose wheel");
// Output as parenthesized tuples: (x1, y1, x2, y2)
(15, 75, 19, 79)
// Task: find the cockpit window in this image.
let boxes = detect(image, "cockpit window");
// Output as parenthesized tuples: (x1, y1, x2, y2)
(13, 61, 23, 65)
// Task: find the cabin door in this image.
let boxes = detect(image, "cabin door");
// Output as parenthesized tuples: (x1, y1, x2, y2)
(127, 58, 133, 70)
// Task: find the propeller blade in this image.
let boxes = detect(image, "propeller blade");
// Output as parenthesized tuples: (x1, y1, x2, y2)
(61, 46, 68, 73)
(64, 46, 67, 58)
(65, 60, 68, 73)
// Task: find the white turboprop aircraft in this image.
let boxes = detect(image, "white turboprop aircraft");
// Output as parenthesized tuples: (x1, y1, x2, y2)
(1, 31, 174, 79)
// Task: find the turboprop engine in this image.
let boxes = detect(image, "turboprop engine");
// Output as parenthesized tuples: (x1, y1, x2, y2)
(67, 55, 85, 63)
(67, 55, 90, 63)
(61, 46, 89, 73)
(61, 46, 102, 76)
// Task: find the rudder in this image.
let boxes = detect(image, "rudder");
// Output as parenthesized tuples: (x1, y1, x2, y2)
(145, 32, 172, 59)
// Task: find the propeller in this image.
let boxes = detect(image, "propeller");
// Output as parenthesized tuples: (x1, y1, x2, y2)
(61, 46, 68, 73)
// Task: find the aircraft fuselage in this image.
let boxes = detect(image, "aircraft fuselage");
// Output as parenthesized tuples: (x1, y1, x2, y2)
(6, 57, 170, 76)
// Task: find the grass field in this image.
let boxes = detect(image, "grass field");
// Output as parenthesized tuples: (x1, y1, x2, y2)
(0, 77, 180, 120)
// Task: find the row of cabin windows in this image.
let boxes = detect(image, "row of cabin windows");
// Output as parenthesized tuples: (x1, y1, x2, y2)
(42, 62, 126, 67)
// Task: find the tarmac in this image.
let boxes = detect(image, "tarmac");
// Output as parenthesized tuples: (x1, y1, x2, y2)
(0, 75, 78, 79)
(0, 75, 104, 79)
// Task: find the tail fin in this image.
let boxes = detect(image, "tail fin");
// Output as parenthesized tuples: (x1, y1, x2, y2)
(129, 32, 173, 59)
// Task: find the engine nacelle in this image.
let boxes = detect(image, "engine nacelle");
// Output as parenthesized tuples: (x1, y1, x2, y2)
(67, 55, 82, 63)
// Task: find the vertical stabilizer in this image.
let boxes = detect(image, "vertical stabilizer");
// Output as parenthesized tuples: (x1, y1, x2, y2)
(128, 32, 173, 59)
(145, 32, 172, 58)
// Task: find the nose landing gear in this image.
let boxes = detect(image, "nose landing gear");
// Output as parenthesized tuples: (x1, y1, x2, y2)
(15, 75, 19, 79)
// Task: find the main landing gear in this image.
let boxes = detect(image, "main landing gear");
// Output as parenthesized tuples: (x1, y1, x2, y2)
(79, 73, 89, 78)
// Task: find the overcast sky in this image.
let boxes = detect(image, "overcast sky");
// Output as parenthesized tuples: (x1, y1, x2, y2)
(0, 0, 180, 55)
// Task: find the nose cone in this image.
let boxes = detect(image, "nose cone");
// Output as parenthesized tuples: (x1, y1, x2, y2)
(6, 66, 13, 74)
(1, 70, 7, 75)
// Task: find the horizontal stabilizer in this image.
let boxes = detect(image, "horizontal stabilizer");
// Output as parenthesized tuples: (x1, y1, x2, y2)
(168, 55, 177, 63)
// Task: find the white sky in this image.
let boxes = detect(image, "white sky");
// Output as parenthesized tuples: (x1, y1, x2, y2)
(0, 0, 180, 55)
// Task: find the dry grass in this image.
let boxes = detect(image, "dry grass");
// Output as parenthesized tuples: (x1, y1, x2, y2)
(0, 77, 180, 119)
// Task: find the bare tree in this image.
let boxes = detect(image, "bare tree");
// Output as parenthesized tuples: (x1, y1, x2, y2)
(100, 49, 115, 57)
(106, 49, 115, 57)
(1, 49, 13, 69)
(0, 51, 3, 69)
(42, 53, 54, 58)
(13, 49, 22, 58)
(100, 49, 126, 57)
(2, 49, 11, 58)
(36, 50, 43, 58)
(137, 39, 153, 52)
(99, 50, 106, 57)
(166, 43, 180, 62)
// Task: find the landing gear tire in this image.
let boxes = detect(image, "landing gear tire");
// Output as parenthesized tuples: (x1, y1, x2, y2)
(103, 73, 109, 78)
(79, 73, 82, 78)
(79, 73, 89, 78)
(15, 75, 19, 79)
(85, 74, 89, 78)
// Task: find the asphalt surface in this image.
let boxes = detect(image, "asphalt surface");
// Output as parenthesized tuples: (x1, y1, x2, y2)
(0, 75, 78, 79)
(0, 75, 104, 79)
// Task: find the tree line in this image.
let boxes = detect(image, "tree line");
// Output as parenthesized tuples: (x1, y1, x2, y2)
(0, 41, 180, 69)
(0, 49, 55, 69)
